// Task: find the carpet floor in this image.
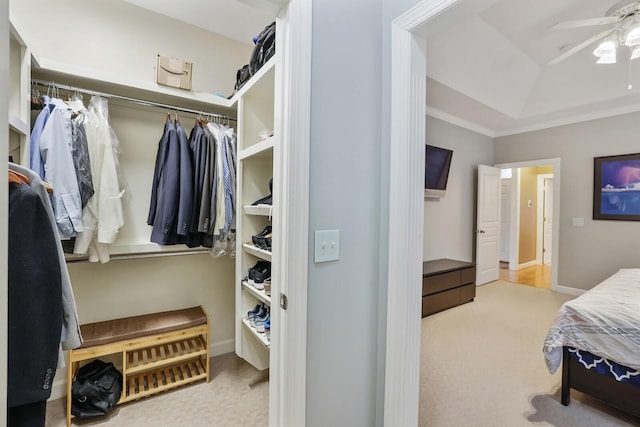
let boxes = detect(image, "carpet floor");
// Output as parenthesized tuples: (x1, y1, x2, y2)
(45, 280, 640, 426)
(420, 280, 640, 426)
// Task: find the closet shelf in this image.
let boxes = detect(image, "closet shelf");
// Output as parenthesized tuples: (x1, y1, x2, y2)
(9, 115, 28, 136)
(242, 280, 271, 306)
(229, 57, 276, 106)
(241, 318, 270, 349)
(243, 205, 273, 217)
(238, 136, 275, 160)
(32, 57, 235, 116)
(242, 243, 272, 261)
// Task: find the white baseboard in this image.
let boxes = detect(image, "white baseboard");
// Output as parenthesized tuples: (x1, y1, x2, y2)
(555, 285, 586, 297)
(516, 260, 537, 270)
(48, 338, 236, 401)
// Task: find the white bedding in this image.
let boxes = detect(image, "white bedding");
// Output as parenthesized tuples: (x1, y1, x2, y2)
(543, 268, 640, 374)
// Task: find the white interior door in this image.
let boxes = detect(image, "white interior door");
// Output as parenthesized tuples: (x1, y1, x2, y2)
(543, 178, 553, 265)
(499, 178, 511, 262)
(476, 165, 501, 285)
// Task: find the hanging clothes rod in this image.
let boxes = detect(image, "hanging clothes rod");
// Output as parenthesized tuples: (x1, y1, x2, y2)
(31, 79, 237, 121)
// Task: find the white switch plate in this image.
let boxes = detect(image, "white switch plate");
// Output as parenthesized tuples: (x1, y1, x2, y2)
(572, 217, 584, 227)
(314, 229, 340, 263)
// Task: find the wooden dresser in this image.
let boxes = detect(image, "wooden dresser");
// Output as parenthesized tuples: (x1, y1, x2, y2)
(422, 259, 476, 317)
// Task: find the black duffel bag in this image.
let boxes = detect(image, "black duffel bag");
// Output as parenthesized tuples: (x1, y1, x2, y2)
(249, 21, 276, 76)
(71, 359, 123, 419)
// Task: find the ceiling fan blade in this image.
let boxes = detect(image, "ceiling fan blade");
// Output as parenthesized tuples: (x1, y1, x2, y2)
(547, 27, 617, 65)
(549, 16, 622, 30)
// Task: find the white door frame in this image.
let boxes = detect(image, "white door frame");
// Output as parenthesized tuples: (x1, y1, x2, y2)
(496, 159, 560, 290)
(1, 0, 9, 421)
(269, 0, 311, 426)
(536, 173, 553, 265)
(386, 1, 459, 425)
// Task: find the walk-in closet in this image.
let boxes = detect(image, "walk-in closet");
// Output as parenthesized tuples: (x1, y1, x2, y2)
(6, 0, 295, 424)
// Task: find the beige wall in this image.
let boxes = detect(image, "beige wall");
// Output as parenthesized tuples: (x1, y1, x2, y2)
(496, 111, 640, 290)
(518, 167, 537, 264)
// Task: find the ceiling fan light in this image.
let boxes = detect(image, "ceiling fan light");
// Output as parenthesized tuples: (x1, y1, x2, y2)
(625, 26, 640, 46)
(593, 40, 616, 57)
(596, 53, 617, 64)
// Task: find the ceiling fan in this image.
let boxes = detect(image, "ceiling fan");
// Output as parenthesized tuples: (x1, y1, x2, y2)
(548, 0, 640, 65)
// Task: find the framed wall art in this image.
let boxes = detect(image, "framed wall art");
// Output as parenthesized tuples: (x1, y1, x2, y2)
(593, 153, 640, 221)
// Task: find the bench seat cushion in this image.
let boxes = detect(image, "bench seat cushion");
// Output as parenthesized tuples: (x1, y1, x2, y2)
(79, 306, 207, 348)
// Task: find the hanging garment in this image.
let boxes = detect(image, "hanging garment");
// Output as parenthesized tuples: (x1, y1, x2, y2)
(39, 99, 84, 238)
(69, 99, 95, 208)
(148, 117, 181, 245)
(73, 96, 125, 263)
(8, 181, 63, 410)
(29, 95, 54, 179)
(186, 121, 208, 248)
(9, 162, 83, 357)
(176, 120, 194, 240)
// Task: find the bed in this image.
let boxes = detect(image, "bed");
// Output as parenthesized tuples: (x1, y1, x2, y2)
(543, 268, 640, 417)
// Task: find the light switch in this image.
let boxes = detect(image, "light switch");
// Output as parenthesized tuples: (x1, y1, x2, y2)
(572, 217, 584, 227)
(314, 229, 340, 263)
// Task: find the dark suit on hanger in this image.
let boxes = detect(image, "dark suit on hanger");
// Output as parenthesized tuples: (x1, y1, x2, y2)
(8, 182, 63, 425)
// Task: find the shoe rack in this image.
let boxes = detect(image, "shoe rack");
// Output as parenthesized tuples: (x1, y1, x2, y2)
(233, 56, 276, 371)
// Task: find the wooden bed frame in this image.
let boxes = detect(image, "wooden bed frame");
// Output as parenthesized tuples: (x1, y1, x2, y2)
(561, 346, 640, 417)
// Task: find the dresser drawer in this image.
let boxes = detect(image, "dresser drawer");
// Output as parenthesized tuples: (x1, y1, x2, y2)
(460, 266, 476, 285)
(422, 270, 459, 296)
(421, 283, 475, 317)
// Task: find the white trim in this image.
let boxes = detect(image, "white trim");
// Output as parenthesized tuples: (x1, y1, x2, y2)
(516, 260, 537, 271)
(555, 286, 586, 297)
(270, 1, 311, 426)
(1, 0, 9, 421)
(536, 173, 553, 265)
(495, 158, 561, 291)
(427, 107, 496, 138)
(386, 1, 461, 425)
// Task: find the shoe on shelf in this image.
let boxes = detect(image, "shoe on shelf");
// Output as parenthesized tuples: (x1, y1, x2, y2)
(250, 178, 273, 206)
(250, 305, 269, 327)
(247, 302, 264, 320)
(248, 261, 271, 285)
(265, 317, 271, 340)
(263, 278, 271, 295)
(252, 225, 272, 246)
(254, 233, 272, 251)
(255, 310, 270, 333)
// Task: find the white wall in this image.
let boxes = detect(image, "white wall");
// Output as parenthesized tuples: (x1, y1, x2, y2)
(11, 0, 252, 97)
(423, 116, 494, 262)
(10, 0, 252, 399)
(307, 1, 385, 425)
(495, 111, 640, 290)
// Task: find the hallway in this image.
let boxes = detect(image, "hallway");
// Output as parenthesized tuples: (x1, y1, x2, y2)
(499, 262, 551, 289)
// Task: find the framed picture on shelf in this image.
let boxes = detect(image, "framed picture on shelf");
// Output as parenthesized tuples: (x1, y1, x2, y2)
(593, 152, 640, 221)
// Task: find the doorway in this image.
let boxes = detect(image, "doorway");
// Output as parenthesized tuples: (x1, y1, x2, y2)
(497, 166, 554, 289)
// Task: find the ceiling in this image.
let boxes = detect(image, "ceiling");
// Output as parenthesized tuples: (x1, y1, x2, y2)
(419, 0, 640, 137)
(123, 0, 276, 46)
(123, 0, 640, 138)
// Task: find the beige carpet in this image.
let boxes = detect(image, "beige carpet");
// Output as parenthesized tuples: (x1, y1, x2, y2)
(45, 352, 269, 427)
(420, 280, 640, 427)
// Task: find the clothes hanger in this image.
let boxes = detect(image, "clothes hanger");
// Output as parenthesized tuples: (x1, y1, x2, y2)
(8, 170, 30, 185)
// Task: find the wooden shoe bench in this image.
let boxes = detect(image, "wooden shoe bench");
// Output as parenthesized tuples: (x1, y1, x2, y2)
(66, 306, 210, 426)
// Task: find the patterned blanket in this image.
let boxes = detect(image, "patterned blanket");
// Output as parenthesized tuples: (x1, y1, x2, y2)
(543, 268, 640, 376)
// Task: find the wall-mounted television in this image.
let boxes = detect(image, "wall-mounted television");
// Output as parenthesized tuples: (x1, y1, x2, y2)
(425, 144, 453, 198)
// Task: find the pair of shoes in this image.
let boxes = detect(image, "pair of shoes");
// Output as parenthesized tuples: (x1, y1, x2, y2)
(251, 178, 273, 206)
(252, 225, 271, 246)
(246, 261, 271, 286)
(255, 309, 270, 333)
(263, 278, 271, 296)
(251, 305, 270, 330)
(252, 225, 272, 251)
(247, 302, 265, 321)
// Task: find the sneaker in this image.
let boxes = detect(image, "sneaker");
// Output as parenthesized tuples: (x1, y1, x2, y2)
(265, 317, 271, 340)
(248, 261, 271, 285)
(251, 225, 272, 246)
(263, 278, 271, 296)
(255, 309, 270, 333)
(247, 302, 264, 320)
(250, 305, 269, 328)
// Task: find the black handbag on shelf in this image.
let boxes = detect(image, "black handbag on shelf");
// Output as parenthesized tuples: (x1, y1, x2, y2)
(249, 21, 276, 76)
(71, 359, 123, 419)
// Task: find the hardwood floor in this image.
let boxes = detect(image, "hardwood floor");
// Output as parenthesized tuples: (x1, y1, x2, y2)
(499, 262, 551, 289)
